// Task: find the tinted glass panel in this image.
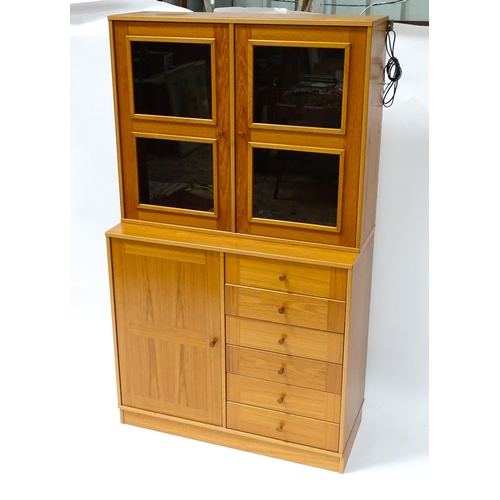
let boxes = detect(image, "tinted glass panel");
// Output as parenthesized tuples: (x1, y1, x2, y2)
(137, 138, 214, 212)
(254, 46, 344, 129)
(132, 41, 211, 118)
(252, 148, 340, 227)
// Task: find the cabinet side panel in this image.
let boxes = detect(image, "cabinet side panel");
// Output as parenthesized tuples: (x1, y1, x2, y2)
(107, 236, 123, 409)
(359, 23, 386, 246)
(341, 235, 374, 451)
(111, 21, 136, 220)
(109, 21, 125, 219)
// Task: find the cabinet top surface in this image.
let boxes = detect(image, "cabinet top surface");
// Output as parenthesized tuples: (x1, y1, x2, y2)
(106, 222, 363, 268)
(108, 11, 388, 27)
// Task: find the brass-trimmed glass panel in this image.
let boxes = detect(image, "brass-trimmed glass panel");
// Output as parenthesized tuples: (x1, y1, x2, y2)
(136, 137, 215, 213)
(253, 45, 345, 129)
(251, 147, 342, 229)
(131, 41, 212, 119)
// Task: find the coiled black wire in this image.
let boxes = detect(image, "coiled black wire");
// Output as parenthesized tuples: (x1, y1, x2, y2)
(383, 29, 402, 108)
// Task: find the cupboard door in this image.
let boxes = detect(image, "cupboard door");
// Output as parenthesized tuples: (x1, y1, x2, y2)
(110, 239, 223, 425)
(111, 21, 231, 230)
(235, 25, 368, 247)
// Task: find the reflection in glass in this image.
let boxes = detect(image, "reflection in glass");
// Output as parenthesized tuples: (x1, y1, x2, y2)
(252, 148, 340, 227)
(131, 41, 212, 118)
(137, 138, 214, 212)
(253, 46, 344, 129)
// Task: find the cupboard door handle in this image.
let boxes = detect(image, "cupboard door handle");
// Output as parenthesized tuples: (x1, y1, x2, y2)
(277, 367, 285, 375)
(279, 274, 286, 281)
(218, 130, 225, 137)
(278, 307, 285, 314)
(278, 337, 285, 345)
(238, 132, 245, 137)
(277, 395, 285, 404)
(277, 422, 284, 432)
(209, 339, 217, 347)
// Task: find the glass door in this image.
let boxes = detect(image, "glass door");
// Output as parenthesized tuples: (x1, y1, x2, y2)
(253, 43, 347, 131)
(111, 22, 231, 230)
(235, 24, 368, 247)
(251, 146, 344, 229)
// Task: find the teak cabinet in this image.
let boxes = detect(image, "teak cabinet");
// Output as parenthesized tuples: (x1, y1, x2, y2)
(106, 11, 388, 473)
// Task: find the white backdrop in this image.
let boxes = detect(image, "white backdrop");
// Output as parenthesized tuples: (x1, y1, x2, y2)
(67, 2, 428, 497)
(69, 0, 429, 492)
(5, 2, 500, 497)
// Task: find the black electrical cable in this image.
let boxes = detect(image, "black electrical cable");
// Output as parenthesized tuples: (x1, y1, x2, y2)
(383, 29, 402, 107)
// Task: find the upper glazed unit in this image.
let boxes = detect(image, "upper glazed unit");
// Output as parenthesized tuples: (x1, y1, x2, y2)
(109, 12, 388, 249)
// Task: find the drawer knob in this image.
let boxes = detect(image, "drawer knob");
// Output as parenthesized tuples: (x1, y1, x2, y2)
(278, 307, 285, 314)
(277, 422, 285, 432)
(277, 395, 286, 404)
(277, 367, 285, 375)
(278, 337, 286, 345)
(209, 339, 218, 347)
(279, 274, 286, 281)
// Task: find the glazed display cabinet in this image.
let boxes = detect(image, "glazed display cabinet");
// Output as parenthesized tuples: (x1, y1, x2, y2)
(106, 11, 388, 473)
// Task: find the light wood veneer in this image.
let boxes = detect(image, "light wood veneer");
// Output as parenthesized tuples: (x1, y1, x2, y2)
(106, 12, 388, 473)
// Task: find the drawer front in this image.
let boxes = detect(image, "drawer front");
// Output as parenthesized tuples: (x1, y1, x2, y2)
(227, 374, 341, 423)
(225, 254, 347, 300)
(226, 315, 344, 364)
(227, 402, 339, 452)
(226, 346, 342, 394)
(225, 285, 345, 334)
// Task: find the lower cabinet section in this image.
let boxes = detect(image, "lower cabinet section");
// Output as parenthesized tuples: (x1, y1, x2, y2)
(107, 226, 374, 473)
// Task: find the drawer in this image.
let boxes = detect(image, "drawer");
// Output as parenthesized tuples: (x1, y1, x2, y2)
(225, 254, 347, 300)
(227, 374, 341, 423)
(227, 402, 339, 452)
(225, 285, 345, 334)
(226, 346, 342, 394)
(226, 316, 344, 364)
